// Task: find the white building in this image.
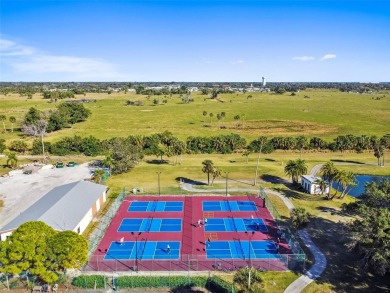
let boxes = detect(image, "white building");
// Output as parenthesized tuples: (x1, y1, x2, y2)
(0, 181, 108, 240)
(301, 175, 329, 195)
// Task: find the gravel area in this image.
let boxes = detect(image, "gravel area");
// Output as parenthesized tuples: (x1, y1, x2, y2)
(0, 163, 93, 227)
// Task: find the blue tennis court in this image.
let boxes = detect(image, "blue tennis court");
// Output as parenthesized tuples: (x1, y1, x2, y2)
(118, 218, 182, 232)
(203, 200, 258, 212)
(204, 218, 267, 232)
(206, 240, 279, 259)
(104, 241, 181, 260)
(128, 201, 183, 212)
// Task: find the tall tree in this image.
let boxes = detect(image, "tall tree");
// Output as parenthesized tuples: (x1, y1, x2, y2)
(242, 150, 250, 164)
(284, 159, 307, 184)
(102, 155, 114, 175)
(9, 116, 16, 132)
(202, 160, 214, 186)
(295, 136, 308, 158)
(46, 231, 88, 273)
(211, 167, 222, 186)
(0, 115, 6, 133)
(0, 221, 57, 281)
(202, 111, 207, 126)
(209, 113, 213, 125)
(22, 119, 48, 163)
(320, 162, 338, 200)
(254, 136, 267, 186)
(92, 169, 106, 184)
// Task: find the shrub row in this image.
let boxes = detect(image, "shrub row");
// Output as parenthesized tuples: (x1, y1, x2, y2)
(71, 275, 223, 290)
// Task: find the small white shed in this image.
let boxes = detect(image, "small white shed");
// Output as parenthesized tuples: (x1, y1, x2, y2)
(301, 175, 329, 195)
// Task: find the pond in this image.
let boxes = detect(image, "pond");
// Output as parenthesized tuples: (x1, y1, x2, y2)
(332, 175, 390, 198)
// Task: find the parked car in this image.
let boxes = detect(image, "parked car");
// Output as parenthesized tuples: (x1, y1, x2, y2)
(67, 161, 77, 167)
(55, 162, 64, 168)
(23, 169, 33, 175)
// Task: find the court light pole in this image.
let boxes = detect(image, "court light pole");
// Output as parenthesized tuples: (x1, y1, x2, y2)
(225, 172, 229, 197)
(156, 172, 161, 196)
(131, 231, 142, 272)
(245, 231, 255, 267)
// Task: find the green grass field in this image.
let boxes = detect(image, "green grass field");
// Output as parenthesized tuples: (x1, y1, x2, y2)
(1, 90, 390, 292)
(1, 89, 389, 146)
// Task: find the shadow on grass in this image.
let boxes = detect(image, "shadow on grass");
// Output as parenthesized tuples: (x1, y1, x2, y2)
(274, 187, 325, 201)
(146, 159, 169, 165)
(170, 284, 205, 293)
(306, 217, 390, 292)
(261, 174, 289, 184)
(316, 206, 352, 217)
(331, 159, 365, 165)
(176, 177, 207, 186)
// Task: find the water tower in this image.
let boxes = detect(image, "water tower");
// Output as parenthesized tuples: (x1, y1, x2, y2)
(262, 77, 266, 87)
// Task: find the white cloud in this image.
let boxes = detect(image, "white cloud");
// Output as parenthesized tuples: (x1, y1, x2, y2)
(321, 54, 336, 60)
(0, 38, 126, 80)
(232, 59, 245, 65)
(293, 56, 315, 61)
(0, 39, 35, 56)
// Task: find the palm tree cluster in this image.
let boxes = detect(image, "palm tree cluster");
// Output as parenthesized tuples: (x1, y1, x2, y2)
(319, 162, 356, 200)
(201, 160, 222, 186)
(284, 159, 308, 184)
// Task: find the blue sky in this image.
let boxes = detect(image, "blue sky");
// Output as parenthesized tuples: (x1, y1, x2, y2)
(0, 0, 389, 82)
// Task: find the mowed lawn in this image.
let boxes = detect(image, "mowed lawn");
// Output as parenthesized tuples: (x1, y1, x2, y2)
(1, 90, 390, 145)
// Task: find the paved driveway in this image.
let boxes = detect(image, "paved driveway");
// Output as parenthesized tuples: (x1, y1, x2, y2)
(0, 163, 92, 227)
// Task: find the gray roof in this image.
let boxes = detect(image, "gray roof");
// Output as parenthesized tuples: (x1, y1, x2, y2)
(301, 175, 321, 183)
(1, 181, 107, 233)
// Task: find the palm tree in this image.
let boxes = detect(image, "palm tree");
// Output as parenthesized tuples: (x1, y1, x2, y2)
(234, 115, 240, 129)
(216, 114, 221, 128)
(233, 267, 264, 293)
(339, 171, 356, 199)
(314, 178, 328, 195)
(211, 167, 221, 186)
(284, 159, 307, 184)
(9, 116, 16, 132)
(103, 155, 114, 175)
(209, 113, 213, 125)
(92, 169, 106, 184)
(254, 136, 267, 185)
(0, 115, 6, 133)
(202, 160, 214, 186)
(6, 152, 18, 169)
(319, 162, 338, 200)
(202, 111, 207, 126)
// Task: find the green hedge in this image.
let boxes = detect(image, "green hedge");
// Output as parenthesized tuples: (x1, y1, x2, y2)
(72, 275, 229, 290)
(72, 275, 106, 288)
(117, 276, 207, 288)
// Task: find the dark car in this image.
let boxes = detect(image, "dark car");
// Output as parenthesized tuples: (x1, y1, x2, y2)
(56, 162, 64, 168)
(23, 170, 33, 175)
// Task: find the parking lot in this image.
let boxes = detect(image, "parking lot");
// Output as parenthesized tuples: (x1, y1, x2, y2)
(0, 163, 93, 227)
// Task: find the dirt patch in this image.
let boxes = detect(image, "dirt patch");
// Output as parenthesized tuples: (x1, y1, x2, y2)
(222, 120, 338, 136)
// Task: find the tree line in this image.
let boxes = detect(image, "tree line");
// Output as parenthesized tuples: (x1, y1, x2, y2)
(2, 132, 390, 170)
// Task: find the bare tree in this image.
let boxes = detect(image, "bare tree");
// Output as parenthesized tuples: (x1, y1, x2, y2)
(22, 119, 48, 163)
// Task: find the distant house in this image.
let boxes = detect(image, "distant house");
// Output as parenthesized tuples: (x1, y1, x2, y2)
(301, 175, 329, 195)
(0, 181, 108, 240)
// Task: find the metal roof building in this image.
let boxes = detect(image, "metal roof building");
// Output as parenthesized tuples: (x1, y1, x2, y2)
(0, 181, 108, 240)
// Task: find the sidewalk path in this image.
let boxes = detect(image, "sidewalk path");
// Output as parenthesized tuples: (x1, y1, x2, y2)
(179, 172, 327, 293)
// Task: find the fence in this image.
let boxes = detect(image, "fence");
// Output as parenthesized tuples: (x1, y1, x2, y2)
(84, 252, 304, 273)
(258, 187, 306, 256)
(88, 187, 127, 256)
